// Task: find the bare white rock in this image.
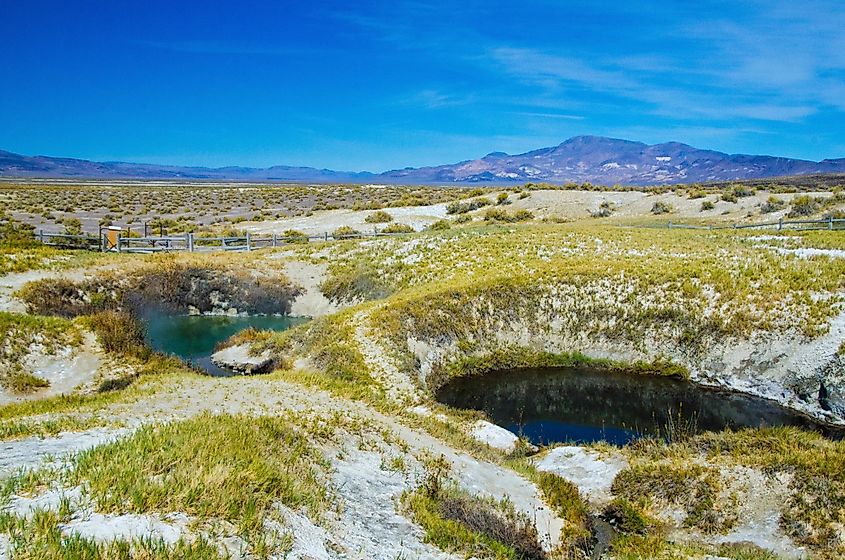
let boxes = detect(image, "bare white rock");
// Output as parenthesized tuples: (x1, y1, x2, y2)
(534, 446, 627, 504)
(0, 533, 9, 560)
(408, 405, 432, 417)
(330, 449, 454, 559)
(470, 420, 520, 453)
(5, 486, 189, 546)
(211, 344, 274, 375)
(7, 486, 84, 517)
(408, 405, 449, 423)
(709, 466, 808, 559)
(275, 506, 332, 560)
(0, 428, 130, 478)
(66, 512, 188, 545)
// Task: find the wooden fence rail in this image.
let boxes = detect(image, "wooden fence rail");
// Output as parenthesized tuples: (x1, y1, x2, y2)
(34, 216, 844, 253)
(36, 231, 101, 250)
(662, 216, 845, 231)
(35, 228, 419, 253)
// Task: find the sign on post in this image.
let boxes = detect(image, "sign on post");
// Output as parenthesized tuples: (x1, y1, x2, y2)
(104, 226, 122, 251)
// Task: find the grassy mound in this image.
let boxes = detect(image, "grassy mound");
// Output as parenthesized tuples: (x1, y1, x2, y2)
(69, 413, 329, 550)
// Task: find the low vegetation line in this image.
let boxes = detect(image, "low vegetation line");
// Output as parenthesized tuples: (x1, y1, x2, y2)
(650, 216, 845, 231)
(442, 347, 689, 385)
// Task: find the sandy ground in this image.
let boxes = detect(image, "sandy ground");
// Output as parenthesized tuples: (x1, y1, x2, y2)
(534, 447, 807, 558)
(235, 189, 842, 235)
(504, 189, 839, 222)
(534, 446, 627, 505)
(0, 332, 104, 407)
(0, 267, 110, 406)
(0, 427, 131, 478)
(708, 467, 806, 559)
(275, 257, 342, 317)
(244, 202, 450, 236)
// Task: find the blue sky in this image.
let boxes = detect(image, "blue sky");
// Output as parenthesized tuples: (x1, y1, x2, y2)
(1, 0, 844, 171)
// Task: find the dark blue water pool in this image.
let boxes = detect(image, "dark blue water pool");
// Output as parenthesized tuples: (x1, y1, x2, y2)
(437, 367, 836, 445)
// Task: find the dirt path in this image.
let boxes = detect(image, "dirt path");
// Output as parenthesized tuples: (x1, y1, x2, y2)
(352, 308, 420, 401)
(1, 373, 566, 556)
(276, 258, 342, 318)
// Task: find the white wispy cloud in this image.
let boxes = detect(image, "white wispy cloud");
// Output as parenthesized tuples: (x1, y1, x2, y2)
(397, 89, 476, 109)
(480, 0, 845, 125)
(512, 111, 585, 121)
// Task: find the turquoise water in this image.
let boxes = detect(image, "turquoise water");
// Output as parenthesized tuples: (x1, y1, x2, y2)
(143, 314, 307, 376)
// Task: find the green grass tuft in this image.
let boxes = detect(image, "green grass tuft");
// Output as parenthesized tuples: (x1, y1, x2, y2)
(83, 309, 151, 359)
(261, 311, 385, 403)
(0, 508, 227, 559)
(69, 412, 328, 548)
(2, 368, 50, 393)
(405, 487, 546, 560)
(612, 463, 735, 534)
(534, 470, 592, 551)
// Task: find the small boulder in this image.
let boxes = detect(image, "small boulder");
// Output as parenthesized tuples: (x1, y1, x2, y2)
(408, 405, 433, 417)
(470, 420, 520, 453)
(210, 344, 274, 375)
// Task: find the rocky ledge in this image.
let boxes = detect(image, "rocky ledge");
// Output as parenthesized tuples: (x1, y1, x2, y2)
(210, 344, 275, 375)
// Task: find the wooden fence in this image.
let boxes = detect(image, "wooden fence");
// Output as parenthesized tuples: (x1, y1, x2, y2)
(662, 216, 845, 231)
(36, 232, 102, 250)
(36, 229, 417, 253)
(34, 216, 844, 253)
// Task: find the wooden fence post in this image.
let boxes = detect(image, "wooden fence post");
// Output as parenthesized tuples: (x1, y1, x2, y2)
(187, 232, 194, 252)
(830, 215, 834, 230)
(116, 234, 122, 253)
(778, 217, 783, 231)
(246, 232, 251, 251)
(271, 233, 277, 248)
(668, 221, 672, 230)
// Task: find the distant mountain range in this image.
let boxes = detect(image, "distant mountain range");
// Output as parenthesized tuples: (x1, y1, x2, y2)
(3, 136, 845, 185)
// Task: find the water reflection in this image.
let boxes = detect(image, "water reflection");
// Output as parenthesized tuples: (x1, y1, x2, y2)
(143, 313, 306, 376)
(437, 367, 836, 445)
